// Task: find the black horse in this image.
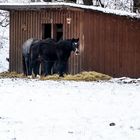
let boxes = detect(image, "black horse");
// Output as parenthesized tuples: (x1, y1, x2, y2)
(29, 38, 56, 77)
(55, 38, 79, 77)
(22, 38, 40, 76)
(30, 38, 79, 77)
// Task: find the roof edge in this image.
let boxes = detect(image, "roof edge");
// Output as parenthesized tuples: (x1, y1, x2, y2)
(0, 2, 139, 19)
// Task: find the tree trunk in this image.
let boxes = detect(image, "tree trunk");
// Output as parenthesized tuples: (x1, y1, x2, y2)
(65, 0, 76, 3)
(83, 0, 93, 5)
(43, 0, 52, 2)
(98, 0, 104, 7)
(31, 0, 41, 1)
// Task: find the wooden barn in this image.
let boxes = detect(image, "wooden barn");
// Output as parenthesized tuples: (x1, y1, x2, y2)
(0, 3, 140, 77)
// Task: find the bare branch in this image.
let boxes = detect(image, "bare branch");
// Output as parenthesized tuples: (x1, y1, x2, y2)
(0, 10, 9, 27)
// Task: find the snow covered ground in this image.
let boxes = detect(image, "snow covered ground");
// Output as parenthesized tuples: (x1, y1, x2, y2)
(0, 29, 140, 140)
(0, 2, 140, 140)
(0, 78, 140, 140)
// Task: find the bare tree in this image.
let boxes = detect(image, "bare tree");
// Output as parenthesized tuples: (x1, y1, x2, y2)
(133, 0, 140, 12)
(64, 0, 76, 3)
(42, 0, 52, 2)
(31, 0, 41, 2)
(97, 0, 104, 7)
(83, 0, 93, 5)
(0, 11, 9, 27)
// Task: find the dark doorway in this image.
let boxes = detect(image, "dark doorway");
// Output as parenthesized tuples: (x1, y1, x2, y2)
(55, 24, 63, 41)
(42, 23, 63, 41)
(42, 24, 51, 39)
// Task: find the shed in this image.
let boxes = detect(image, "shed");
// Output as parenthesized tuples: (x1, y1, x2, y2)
(0, 2, 140, 77)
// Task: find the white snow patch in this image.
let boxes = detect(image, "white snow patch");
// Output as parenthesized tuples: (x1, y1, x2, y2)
(0, 24, 9, 73)
(0, 78, 140, 140)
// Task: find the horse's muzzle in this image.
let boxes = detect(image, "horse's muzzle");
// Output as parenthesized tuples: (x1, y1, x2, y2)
(75, 48, 80, 55)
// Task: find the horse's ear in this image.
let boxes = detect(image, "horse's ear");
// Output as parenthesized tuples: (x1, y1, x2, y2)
(72, 38, 75, 41)
(72, 38, 79, 42)
(76, 38, 79, 42)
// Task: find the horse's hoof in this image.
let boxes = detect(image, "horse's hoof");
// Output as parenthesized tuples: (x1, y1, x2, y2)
(27, 75, 32, 79)
(59, 74, 64, 77)
(36, 75, 40, 78)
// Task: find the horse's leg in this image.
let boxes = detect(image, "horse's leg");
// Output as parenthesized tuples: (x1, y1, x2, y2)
(25, 55, 31, 76)
(33, 61, 40, 77)
(40, 61, 45, 75)
(31, 60, 38, 77)
(52, 61, 59, 74)
(27, 54, 32, 76)
(63, 61, 68, 74)
(22, 55, 27, 76)
(44, 61, 50, 76)
(36, 61, 41, 75)
(44, 61, 53, 76)
(58, 60, 66, 77)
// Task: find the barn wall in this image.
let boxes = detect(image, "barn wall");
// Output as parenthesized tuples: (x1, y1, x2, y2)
(9, 8, 140, 77)
(83, 11, 140, 77)
(9, 9, 83, 74)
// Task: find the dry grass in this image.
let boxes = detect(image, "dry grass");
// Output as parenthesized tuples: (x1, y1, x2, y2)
(0, 71, 111, 81)
(40, 71, 111, 81)
(0, 71, 25, 78)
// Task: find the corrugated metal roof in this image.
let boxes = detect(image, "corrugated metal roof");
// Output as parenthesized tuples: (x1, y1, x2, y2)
(0, 2, 83, 11)
(0, 2, 139, 18)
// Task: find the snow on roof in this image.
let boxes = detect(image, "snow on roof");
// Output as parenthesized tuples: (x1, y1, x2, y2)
(0, 2, 139, 19)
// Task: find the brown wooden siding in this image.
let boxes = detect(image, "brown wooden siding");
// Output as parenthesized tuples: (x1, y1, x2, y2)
(83, 11, 140, 77)
(10, 9, 82, 74)
(9, 8, 140, 77)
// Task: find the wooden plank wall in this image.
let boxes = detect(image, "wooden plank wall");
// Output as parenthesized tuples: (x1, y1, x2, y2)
(10, 9, 140, 77)
(10, 9, 82, 74)
(83, 11, 140, 77)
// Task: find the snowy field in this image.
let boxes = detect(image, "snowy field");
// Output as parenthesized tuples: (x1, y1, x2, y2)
(0, 77, 140, 140)
(0, 2, 140, 140)
(0, 15, 140, 140)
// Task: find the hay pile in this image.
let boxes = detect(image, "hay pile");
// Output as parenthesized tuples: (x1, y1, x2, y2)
(40, 71, 111, 81)
(0, 71, 25, 78)
(0, 71, 111, 81)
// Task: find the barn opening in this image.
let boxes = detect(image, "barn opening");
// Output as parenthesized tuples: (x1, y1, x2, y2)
(42, 24, 51, 39)
(54, 24, 63, 41)
(42, 23, 63, 41)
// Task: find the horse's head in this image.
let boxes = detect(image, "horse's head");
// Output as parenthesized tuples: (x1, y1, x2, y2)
(71, 38, 79, 55)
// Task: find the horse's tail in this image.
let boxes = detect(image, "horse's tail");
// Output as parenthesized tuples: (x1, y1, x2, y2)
(29, 40, 42, 75)
(22, 38, 33, 75)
